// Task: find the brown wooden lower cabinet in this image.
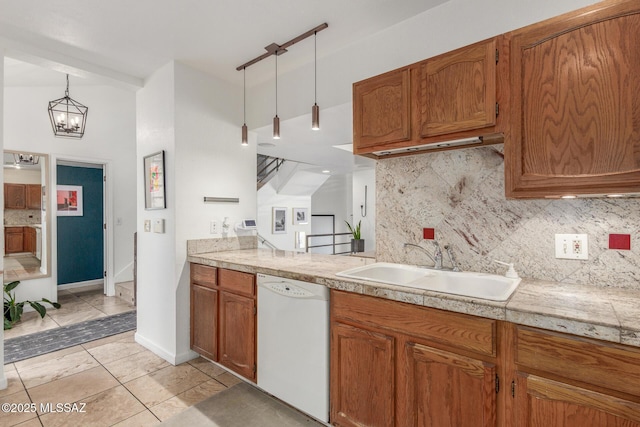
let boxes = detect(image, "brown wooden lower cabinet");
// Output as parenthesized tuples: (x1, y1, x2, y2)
(330, 291, 640, 427)
(331, 322, 395, 427)
(330, 290, 498, 427)
(5, 226, 24, 254)
(400, 341, 496, 427)
(190, 282, 218, 360)
(516, 373, 640, 427)
(189, 263, 256, 382)
(218, 289, 256, 381)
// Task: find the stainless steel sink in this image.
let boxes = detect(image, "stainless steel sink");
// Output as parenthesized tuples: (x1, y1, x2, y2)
(336, 262, 520, 301)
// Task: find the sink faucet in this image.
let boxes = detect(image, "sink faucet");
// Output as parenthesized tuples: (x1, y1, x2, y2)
(444, 244, 460, 272)
(403, 241, 443, 269)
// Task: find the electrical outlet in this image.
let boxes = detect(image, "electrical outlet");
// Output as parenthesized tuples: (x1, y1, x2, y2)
(210, 220, 219, 234)
(555, 234, 588, 260)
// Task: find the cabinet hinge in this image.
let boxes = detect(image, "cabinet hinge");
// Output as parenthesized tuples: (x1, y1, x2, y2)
(511, 381, 515, 398)
(104, 270, 107, 278)
(253, 305, 257, 315)
(495, 49, 499, 63)
(495, 103, 499, 117)
(253, 364, 257, 373)
(495, 375, 500, 393)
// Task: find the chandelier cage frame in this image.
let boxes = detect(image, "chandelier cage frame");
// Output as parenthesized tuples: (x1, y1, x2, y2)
(48, 74, 88, 138)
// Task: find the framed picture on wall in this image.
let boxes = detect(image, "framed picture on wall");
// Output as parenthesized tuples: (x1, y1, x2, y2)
(56, 185, 83, 216)
(292, 207, 309, 225)
(144, 150, 166, 210)
(272, 207, 286, 234)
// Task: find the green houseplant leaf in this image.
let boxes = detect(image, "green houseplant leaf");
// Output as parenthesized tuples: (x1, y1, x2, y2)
(345, 220, 362, 240)
(3, 281, 61, 330)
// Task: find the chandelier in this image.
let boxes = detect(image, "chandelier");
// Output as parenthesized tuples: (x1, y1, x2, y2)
(13, 153, 40, 166)
(48, 74, 88, 138)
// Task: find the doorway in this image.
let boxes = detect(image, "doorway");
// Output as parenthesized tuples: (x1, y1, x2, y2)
(56, 161, 106, 291)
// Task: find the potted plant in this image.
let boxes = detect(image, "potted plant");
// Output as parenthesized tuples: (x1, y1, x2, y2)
(4, 281, 61, 330)
(345, 220, 365, 253)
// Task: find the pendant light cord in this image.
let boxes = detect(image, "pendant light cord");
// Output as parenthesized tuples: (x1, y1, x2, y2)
(243, 67, 246, 123)
(275, 53, 278, 115)
(314, 32, 317, 104)
(65, 74, 70, 97)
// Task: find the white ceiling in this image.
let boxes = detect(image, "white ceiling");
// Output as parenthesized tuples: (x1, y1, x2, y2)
(0, 0, 448, 173)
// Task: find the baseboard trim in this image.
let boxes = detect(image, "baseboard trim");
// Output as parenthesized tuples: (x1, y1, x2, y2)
(135, 332, 199, 366)
(58, 279, 104, 290)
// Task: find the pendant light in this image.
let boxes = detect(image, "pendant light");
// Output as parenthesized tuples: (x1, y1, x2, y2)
(48, 74, 88, 138)
(311, 31, 320, 130)
(273, 51, 280, 139)
(241, 67, 248, 146)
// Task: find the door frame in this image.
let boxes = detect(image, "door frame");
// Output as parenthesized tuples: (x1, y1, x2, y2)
(52, 154, 114, 296)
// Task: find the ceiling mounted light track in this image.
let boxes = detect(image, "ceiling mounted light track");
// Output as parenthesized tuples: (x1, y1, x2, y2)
(236, 23, 328, 142)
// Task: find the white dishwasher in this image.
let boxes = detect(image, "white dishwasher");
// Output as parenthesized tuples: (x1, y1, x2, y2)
(257, 273, 330, 423)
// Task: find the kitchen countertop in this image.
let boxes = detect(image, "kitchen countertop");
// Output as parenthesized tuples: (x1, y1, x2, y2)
(188, 248, 640, 348)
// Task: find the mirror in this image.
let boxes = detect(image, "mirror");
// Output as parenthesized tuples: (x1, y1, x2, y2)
(3, 150, 50, 281)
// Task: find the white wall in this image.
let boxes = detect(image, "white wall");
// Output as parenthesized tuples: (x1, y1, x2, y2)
(257, 181, 311, 251)
(311, 174, 352, 254)
(5, 169, 41, 184)
(246, 0, 598, 128)
(352, 169, 376, 252)
(136, 61, 256, 364)
(3, 83, 137, 302)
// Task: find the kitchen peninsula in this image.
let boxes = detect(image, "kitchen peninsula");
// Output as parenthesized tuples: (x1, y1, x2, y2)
(188, 240, 640, 427)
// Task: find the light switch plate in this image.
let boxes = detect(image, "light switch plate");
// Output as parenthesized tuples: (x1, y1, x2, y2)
(153, 218, 165, 234)
(555, 234, 588, 260)
(144, 220, 151, 232)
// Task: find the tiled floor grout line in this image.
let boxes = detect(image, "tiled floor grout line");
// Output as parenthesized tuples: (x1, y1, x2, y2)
(83, 347, 164, 426)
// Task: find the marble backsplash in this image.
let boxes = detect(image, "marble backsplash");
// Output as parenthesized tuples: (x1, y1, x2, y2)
(4, 209, 41, 225)
(376, 145, 640, 290)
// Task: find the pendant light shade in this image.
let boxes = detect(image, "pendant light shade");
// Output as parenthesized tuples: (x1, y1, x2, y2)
(311, 31, 320, 130)
(273, 52, 280, 139)
(241, 67, 248, 146)
(48, 74, 88, 138)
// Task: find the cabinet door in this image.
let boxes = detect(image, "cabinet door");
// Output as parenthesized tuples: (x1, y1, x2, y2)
(5, 227, 24, 254)
(4, 184, 26, 209)
(218, 290, 256, 381)
(26, 185, 42, 210)
(330, 322, 395, 427)
(420, 39, 497, 138)
(353, 68, 412, 152)
(515, 373, 640, 427)
(190, 283, 218, 361)
(506, 2, 640, 197)
(399, 341, 496, 427)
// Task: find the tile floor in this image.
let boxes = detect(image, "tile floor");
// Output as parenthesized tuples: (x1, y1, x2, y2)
(3, 254, 45, 283)
(3, 285, 242, 426)
(2, 331, 241, 426)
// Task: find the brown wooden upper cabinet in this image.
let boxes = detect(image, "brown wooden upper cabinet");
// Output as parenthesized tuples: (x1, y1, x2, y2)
(4, 183, 27, 209)
(4, 183, 42, 210)
(505, 0, 640, 198)
(353, 36, 506, 157)
(26, 184, 42, 210)
(353, 67, 412, 152)
(419, 38, 497, 138)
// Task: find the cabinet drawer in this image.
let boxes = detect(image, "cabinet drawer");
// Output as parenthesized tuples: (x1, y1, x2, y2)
(332, 290, 496, 357)
(516, 326, 640, 397)
(218, 268, 255, 298)
(190, 264, 217, 289)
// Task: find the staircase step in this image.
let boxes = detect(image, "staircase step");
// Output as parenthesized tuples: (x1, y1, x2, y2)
(115, 281, 135, 305)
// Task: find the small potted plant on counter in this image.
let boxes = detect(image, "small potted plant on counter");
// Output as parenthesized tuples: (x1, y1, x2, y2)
(3, 281, 61, 330)
(345, 220, 365, 253)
